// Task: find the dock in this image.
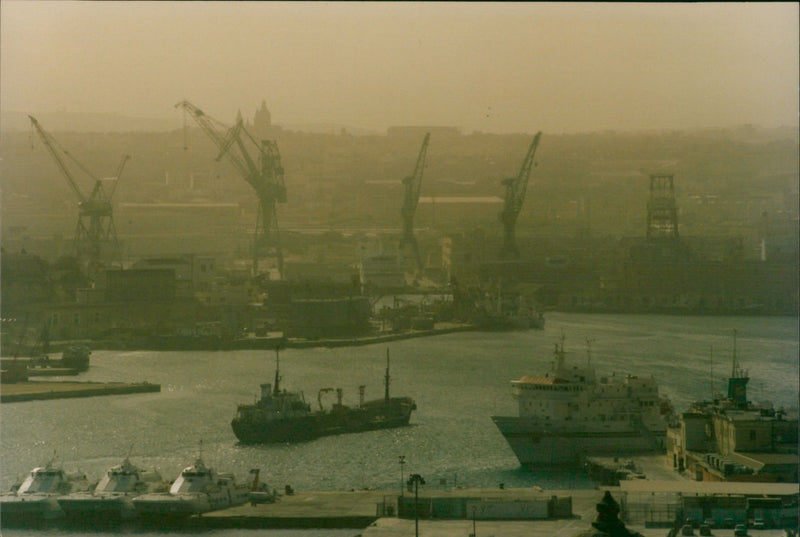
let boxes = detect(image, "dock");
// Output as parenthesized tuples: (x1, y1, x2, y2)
(195, 489, 390, 529)
(0, 380, 160, 403)
(287, 323, 475, 349)
(187, 488, 586, 530)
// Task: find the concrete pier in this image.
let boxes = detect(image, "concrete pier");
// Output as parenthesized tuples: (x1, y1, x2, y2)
(0, 380, 161, 403)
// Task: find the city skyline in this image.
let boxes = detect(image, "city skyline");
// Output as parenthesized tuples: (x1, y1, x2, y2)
(1, 2, 798, 134)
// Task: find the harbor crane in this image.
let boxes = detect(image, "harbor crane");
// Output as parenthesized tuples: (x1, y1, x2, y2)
(499, 131, 541, 258)
(28, 115, 128, 277)
(399, 132, 430, 274)
(176, 101, 286, 277)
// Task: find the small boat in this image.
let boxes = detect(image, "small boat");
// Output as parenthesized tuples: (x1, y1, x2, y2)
(57, 457, 167, 523)
(0, 459, 91, 525)
(132, 458, 254, 519)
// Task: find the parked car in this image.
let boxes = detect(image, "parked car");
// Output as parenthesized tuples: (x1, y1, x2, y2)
(734, 523, 748, 536)
(699, 524, 712, 536)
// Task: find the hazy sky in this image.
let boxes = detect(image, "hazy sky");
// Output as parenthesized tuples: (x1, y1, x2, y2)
(1, 1, 797, 133)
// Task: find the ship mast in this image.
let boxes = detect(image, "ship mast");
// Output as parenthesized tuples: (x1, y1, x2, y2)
(273, 346, 281, 396)
(554, 334, 566, 371)
(385, 348, 391, 403)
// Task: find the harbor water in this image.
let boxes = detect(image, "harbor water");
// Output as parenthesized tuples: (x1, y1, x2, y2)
(1, 313, 797, 534)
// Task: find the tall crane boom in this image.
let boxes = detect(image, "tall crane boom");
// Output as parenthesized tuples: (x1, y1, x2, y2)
(499, 131, 541, 258)
(28, 115, 124, 276)
(176, 100, 286, 277)
(29, 115, 88, 204)
(399, 133, 430, 273)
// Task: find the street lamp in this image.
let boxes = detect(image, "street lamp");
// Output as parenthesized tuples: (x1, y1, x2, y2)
(471, 506, 477, 537)
(399, 455, 406, 497)
(407, 473, 425, 537)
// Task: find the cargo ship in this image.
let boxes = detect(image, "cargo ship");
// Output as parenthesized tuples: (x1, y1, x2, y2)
(492, 336, 672, 466)
(231, 350, 416, 443)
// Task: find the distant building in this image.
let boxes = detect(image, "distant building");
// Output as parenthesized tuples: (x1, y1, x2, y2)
(105, 268, 176, 302)
(253, 100, 271, 130)
(666, 365, 798, 483)
(251, 100, 282, 137)
(284, 297, 371, 338)
(131, 254, 217, 294)
(360, 254, 405, 291)
(387, 126, 461, 138)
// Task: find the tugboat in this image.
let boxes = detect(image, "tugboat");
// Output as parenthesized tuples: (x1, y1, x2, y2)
(492, 336, 673, 466)
(58, 457, 167, 523)
(0, 458, 92, 525)
(231, 349, 417, 444)
(132, 457, 254, 519)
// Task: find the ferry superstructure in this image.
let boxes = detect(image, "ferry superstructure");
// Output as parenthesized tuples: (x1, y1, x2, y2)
(492, 338, 672, 466)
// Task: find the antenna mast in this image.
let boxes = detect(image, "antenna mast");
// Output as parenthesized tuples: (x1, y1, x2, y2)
(273, 346, 281, 396)
(384, 348, 391, 403)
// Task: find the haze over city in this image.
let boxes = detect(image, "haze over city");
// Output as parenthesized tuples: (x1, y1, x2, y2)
(1, 1, 798, 134)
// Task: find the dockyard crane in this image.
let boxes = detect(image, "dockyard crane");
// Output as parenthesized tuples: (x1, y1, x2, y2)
(499, 132, 541, 258)
(399, 132, 430, 274)
(28, 115, 128, 277)
(176, 101, 286, 277)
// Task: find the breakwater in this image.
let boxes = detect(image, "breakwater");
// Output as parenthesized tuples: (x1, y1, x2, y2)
(0, 381, 160, 403)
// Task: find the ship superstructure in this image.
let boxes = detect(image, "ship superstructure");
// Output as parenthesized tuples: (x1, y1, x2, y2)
(492, 337, 672, 466)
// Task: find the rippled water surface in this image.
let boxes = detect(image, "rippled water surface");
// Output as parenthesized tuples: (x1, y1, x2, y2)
(1, 313, 797, 535)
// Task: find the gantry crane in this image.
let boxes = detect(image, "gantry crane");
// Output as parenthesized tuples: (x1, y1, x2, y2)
(499, 131, 541, 258)
(28, 115, 128, 277)
(399, 132, 430, 274)
(176, 101, 286, 277)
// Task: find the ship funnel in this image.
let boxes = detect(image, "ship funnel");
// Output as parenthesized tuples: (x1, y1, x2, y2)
(359, 385, 366, 407)
(249, 469, 260, 491)
(727, 329, 749, 409)
(336, 388, 343, 407)
(260, 383, 271, 399)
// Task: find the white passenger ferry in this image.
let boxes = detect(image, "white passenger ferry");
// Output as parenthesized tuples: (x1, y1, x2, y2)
(492, 337, 673, 466)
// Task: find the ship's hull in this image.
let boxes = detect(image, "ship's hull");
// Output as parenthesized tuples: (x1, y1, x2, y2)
(231, 398, 415, 444)
(0, 494, 64, 525)
(492, 416, 666, 466)
(58, 494, 137, 523)
(133, 486, 249, 519)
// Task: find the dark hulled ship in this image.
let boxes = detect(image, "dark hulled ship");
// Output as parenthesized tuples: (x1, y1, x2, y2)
(231, 350, 416, 444)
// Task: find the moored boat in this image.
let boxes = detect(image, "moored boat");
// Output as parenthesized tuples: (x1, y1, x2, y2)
(0, 459, 91, 525)
(231, 349, 416, 444)
(492, 336, 673, 466)
(57, 457, 167, 523)
(132, 458, 254, 519)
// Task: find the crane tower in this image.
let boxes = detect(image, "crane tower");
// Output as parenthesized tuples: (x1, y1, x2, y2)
(28, 115, 128, 278)
(646, 174, 679, 239)
(176, 101, 286, 277)
(499, 132, 541, 258)
(399, 132, 430, 274)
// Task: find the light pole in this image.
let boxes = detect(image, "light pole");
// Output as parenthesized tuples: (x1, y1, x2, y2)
(407, 473, 425, 537)
(399, 455, 406, 497)
(471, 506, 477, 537)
